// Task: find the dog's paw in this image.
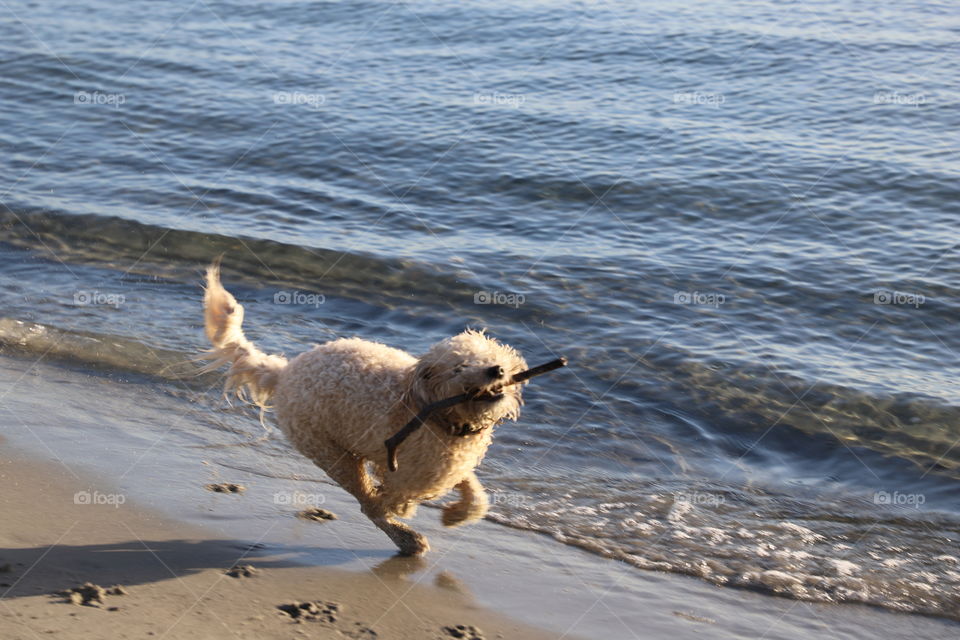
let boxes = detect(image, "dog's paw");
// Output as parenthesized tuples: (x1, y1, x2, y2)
(442, 502, 484, 528)
(397, 535, 430, 557)
(391, 525, 431, 556)
(441, 504, 466, 527)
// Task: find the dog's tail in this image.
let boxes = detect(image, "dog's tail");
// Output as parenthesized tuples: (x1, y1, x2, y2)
(202, 260, 287, 408)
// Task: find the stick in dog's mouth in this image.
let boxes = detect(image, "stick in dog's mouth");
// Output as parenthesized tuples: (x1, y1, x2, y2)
(385, 357, 567, 472)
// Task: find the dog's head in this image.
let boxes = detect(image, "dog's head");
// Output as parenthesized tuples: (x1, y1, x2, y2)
(411, 329, 528, 431)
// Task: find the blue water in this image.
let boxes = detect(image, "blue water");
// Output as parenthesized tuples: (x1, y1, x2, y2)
(1, 0, 959, 620)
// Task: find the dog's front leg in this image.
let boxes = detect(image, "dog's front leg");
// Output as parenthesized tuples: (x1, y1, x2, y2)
(314, 450, 430, 556)
(361, 500, 431, 556)
(441, 470, 488, 527)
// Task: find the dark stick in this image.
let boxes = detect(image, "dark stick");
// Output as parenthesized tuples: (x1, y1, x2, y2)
(508, 357, 567, 384)
(385, 357, 567, 472)
(385, 394, 470, 472)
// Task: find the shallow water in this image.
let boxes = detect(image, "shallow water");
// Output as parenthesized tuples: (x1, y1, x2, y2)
(1, 0, 959, 620)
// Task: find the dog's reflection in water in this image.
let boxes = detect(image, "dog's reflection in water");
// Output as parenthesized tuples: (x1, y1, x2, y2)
(370, 555, 470, 595)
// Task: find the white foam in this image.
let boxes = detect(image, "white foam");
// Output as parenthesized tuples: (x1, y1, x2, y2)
(827, 559, 859, 576)
(777, 521, 824, 544)
(667, 499, 693, 523)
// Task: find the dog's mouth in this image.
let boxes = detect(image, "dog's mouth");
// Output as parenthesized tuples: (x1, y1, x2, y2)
(470, 386, 505, 402)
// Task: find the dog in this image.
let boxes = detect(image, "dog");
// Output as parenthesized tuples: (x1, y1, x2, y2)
(202, 262, 529, 555)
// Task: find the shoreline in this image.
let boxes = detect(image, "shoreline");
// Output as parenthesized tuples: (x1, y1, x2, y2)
(2, 353, 959, 639)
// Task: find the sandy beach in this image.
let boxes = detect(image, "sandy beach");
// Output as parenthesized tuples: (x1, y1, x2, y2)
(0, 449, 563, 640)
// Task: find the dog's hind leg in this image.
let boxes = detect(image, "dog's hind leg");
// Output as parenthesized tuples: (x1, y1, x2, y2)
(441, 470, 488, 527)
(319, 450, 430, 556)
(318, 452, 377, 501)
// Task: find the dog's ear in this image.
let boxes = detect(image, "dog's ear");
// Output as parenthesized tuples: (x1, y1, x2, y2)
(410, 360, 441, 406)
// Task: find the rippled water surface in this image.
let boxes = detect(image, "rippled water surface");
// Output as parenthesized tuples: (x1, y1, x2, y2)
(2, 0, 959, 620)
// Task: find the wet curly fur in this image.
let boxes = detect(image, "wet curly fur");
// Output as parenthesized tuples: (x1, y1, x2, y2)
(202, 263, 528, 555)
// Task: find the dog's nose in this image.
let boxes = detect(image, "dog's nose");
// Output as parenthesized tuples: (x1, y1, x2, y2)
(486, 365, 505, 379)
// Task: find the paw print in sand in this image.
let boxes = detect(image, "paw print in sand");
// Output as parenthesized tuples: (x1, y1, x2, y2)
(442, 624, 485, 639)
(276, 600, 340, 624)
(56, 582, 127, 608)
(225, 564, 259, 578)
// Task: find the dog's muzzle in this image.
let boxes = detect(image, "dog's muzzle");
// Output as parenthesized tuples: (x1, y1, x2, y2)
(384, 357, 567, 472)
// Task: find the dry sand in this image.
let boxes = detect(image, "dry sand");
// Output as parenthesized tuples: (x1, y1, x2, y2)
(0, 450, 564, 640)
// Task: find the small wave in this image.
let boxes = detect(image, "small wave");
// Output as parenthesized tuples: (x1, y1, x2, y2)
(627, 349, 960, 481)
(0, 206, 529, 316)
(0, 317, 208, 383)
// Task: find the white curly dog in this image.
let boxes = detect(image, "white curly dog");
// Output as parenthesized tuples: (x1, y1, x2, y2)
(202, 262, 531, 555)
